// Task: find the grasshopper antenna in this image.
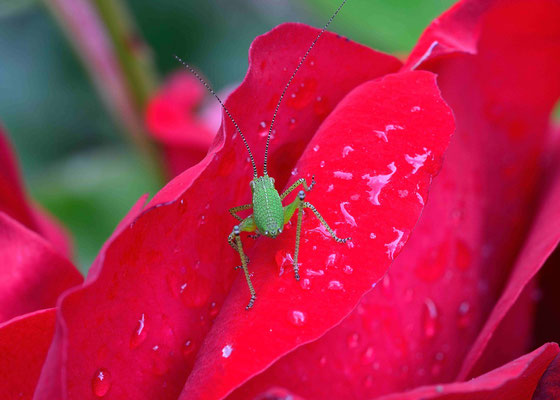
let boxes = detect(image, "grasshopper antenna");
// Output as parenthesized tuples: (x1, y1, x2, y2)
(174, 55, 259, 178)
(263, 0, 348, 176)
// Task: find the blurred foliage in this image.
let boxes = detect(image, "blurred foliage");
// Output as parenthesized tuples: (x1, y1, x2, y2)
(0, 0, 455, 271)
(307, 0, 455, 53)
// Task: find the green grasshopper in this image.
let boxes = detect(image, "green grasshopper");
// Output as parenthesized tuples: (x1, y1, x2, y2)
(175, 0, 351, 309)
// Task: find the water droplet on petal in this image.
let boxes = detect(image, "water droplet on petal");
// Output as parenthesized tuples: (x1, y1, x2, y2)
(222, 344, 233, 358)
(320, 160, 326, 168)
(333, 171, 353, 180)
(289, 310, 306, 326)
(130, 313, 147, 349)
(326, 253, 337, 267)
(313, 95, 329, 117)
(313, 145, 320, 152)
(319, 355, 327, 366)
(457, 301, 472, 328)
(423, 298, 439, 338)
(342, 145, 354, 158)
(343, 265, 353, 275)
(306, 268, 324, 276)
(92, 368, 111, 397)
(328, 280, 344, 291)
(385, 228, 405, 260)
(411, 106, 422, 112)
(275, 250, 294, 277)
(289, 118, 297, 130)
(182, 340, 194, 359)
(361, 346, 375, 365)
(347, 332, 360, 349)
(209, 302, 219, 319)
(340, 202, 357, 227)
(150, 344, 169, 375)
(286, 77, 317, 109)
(362, 162, 397, 205)
(405, 148, 432, 174)
(300, 278, 311, 290)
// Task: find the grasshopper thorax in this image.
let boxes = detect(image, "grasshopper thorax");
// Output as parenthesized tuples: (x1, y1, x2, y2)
(250, 175, 284, 238)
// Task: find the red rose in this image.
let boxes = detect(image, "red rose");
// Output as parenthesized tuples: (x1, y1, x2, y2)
(1, 0, 560, 399)
(145, 72, 221, 177)
(0, 125, 83, 398)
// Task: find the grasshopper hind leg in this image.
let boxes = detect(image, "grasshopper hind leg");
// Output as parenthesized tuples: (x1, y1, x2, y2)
(229, 225, 257, 309)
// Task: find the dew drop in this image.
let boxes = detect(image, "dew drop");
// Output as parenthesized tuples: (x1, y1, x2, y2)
(313, 95, 329, 117)
(313, 145, 320, 152)
(333, 171, 353, 180)
(405, 148, 432, 174)
(92, 368, 111, 397)
(457, 301, 472, 328)
(300, 278, 311, 290)
(286, 77, 317, 109)
(385, 228, 405, 260)
(362, 162, 397, 206)
(291, 167, 298, 176)
(182, 340, 194, 359)
(306, 268, 324, 276)
(209, 301, 219, 318)
(361, 346, 375, 364)
(222, 344, 233, 358)
(289, 310, 306, 326)
(340, 202, 357, 227)
(130, 313, 147, 349)
(411, 106, 422, 112)
(289, 118, 297, 130)
(319, 355, 327, 366)
(320, 160, 326, 168)
(326, 184, 333, 192)
(370, 233, 376, 239)
(257, 121, 268, 138)
(328, 280, 344, 291)
(347, 332, 360, 349)
(422, 298, 439, 338)
(326, 253, 337, 267)
(342, 145, 354, 158)
(343, 265, 353, 275)
(382, 274, 391, 290)
(275, 250, 294, 276)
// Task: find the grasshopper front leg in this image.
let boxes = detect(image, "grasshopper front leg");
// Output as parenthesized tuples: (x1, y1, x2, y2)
(227, 215, 258, 309)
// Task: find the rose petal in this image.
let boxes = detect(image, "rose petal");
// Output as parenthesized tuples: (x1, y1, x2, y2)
(34, 23, 403, 399)
(145, 72, 216, 176)
(183, 69, 454, 399)
(533, 353, 560, 400)
(0, 213, 82, 323)
(0, 308, 56, 400)
(376, 343, 559, 400)
(231, 0, 560, 397)
(0, 124, 73, 257)
(458, 144, 560, 379)
(404, 0, 493, 69)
